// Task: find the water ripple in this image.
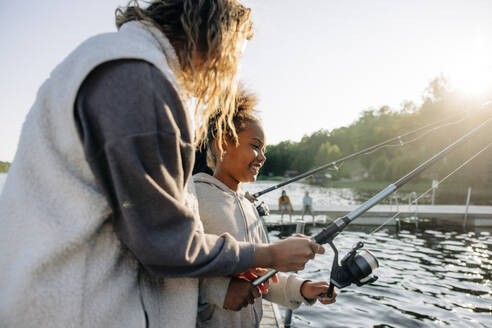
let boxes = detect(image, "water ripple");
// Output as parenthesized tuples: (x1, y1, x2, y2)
(273, 225, 492, 328)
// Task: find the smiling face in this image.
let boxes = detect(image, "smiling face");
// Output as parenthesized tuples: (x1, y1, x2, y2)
(213, 121, 266, 191)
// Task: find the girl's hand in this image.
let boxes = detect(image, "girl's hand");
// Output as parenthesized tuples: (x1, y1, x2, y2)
(223, 278, 261, 311)
(251, 267, 279, 294)
(237, 268, 278, 294)
(249, 267, 279, 284)
(301, 281, 337, 305)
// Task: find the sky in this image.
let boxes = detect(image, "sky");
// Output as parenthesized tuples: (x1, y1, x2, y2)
(1, 0, 492, 162)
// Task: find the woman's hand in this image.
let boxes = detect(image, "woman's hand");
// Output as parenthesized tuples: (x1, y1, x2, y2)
(247, 268, 279, 294)
(253, 235, 324, 272)
(237, 268, 278, 294)
(249, 267, 279, 283)
(223, 278, 261, 311)
(301, 281, 337, 305)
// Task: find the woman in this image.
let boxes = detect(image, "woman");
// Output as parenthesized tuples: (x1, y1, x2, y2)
(194, 88, 336, 328)
(0, 2, 322, 327)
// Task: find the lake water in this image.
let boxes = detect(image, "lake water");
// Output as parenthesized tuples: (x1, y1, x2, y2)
(244, 180, 358, 209)
(247, 180, 491, 327)
(267, 225, 491, 328)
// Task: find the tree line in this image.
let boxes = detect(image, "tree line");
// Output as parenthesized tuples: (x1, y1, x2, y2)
(260, 77, 492, 189)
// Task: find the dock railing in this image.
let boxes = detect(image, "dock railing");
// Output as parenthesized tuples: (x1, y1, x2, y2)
(283, 220, 306, 328)
(463, 187, 472, 228)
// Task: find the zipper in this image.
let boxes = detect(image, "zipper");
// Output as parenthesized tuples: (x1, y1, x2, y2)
(235, 193, 257, 326)
(235, 193, 252, 243)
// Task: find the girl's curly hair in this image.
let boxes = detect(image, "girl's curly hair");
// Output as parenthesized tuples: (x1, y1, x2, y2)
(206, 86, 260, 170)
(115, 0, 253, 148)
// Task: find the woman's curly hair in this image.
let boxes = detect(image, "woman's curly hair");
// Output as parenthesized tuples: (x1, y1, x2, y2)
(115, 0, 253, 148)
(206, 86, 260, 170)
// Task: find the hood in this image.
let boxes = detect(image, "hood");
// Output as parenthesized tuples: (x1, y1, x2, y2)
(193, 173, 245, 197)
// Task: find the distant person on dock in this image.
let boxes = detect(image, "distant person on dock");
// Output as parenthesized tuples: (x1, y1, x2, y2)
(279, 190, 294, 222)
(194, 88, 336, 327)
(0, 2, 322, 327)
(301, 191, 315, 224)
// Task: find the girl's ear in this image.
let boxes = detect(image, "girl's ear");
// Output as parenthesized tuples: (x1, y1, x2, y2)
(214, 138, 228, 159)
(218, 135, 236, 157)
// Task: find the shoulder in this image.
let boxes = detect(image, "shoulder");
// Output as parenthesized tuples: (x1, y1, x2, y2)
(82, 59, 177, 99)
(77, 59, 190, 142)
(193, 176, 215, 198)
(193, 174, 230, 203)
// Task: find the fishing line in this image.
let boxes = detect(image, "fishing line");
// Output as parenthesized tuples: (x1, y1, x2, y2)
(361, 114, 474, 155)
(282, 131, 490, 229)
(368, 140, 492, 235)
(253, 104, 491, 198)
(314, 131, 490, 220)
(280, 107, 492, 213)
(364, 103, 492, 155)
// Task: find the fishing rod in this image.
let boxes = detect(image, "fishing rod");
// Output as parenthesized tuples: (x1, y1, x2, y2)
(252, 108, 482, 199)
(253, 115, 492, 296)
(369, 139, 492, 235)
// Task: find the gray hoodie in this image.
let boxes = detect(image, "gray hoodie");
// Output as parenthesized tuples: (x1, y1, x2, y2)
(193, 173, 315, 328)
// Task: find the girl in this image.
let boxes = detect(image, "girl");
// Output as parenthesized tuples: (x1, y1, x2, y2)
(194, 88, 337, 328)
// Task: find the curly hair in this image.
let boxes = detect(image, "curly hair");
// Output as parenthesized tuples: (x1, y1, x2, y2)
(115, 0, 253, 148)
(206, 86, 260, 170)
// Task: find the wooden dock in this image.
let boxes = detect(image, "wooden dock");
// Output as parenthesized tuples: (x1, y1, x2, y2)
(260, 300, 283, 328)
(265, 204, 492, 226)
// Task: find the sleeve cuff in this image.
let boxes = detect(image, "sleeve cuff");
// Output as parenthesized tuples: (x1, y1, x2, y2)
(286, 275, 316, 306)
(232, 241, 255, 274)
(299, 280, 317, 305)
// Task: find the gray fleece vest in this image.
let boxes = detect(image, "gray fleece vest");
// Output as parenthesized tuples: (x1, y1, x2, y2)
(0, 21, 198, 328)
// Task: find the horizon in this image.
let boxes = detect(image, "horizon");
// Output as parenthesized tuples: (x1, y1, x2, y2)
(1, 0, 492, 161)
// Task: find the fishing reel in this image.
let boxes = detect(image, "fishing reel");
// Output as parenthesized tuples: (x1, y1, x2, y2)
(256, 201, 270, 216)
(321, 241, 379, 297)
(252, 217, 379, 295)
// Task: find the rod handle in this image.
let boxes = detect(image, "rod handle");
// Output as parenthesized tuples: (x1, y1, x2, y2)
(318, 283, 335, 298)
(251, 269, 277, 286)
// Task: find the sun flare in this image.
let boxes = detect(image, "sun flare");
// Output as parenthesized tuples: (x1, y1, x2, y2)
(447, 34, 492, 95)
(449, 66, 492, 95)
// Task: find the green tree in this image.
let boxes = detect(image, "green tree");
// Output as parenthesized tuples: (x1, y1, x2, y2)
(313, 142, 340, 168)
(0, 161, 10, 173)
